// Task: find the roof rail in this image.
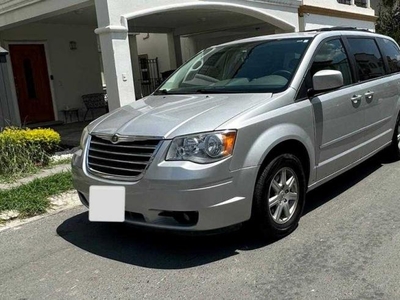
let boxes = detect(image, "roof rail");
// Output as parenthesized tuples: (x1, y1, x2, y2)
(303, 27, 372, 33)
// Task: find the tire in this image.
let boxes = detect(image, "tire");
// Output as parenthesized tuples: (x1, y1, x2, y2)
(389, 114, 400, 160)
(252, 153, 306, 240)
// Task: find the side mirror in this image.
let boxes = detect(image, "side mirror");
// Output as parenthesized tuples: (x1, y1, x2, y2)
(312, 70, 344, 93)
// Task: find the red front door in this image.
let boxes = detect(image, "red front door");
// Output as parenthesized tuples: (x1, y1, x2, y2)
(9, 44, 54, 124)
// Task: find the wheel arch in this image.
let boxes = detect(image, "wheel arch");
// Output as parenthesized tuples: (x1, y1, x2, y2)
(256, 139, 312, 187)
(250, 138, 311, 238)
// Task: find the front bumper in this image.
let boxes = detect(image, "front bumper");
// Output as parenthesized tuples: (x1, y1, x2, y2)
(71, 142, 258, 231)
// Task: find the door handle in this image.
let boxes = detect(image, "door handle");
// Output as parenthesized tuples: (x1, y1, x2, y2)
(351, 95, 362, 104)
(365, 91, 374, 100)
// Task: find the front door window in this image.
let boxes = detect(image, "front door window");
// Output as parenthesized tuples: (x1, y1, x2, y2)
(22, 58, 37, 99)
(311, 39, 353, 86)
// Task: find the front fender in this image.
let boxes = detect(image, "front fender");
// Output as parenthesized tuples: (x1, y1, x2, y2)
(229, 100, 316, 184)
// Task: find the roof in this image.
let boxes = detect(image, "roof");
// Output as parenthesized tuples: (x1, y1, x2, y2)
(216, 32, 317, 47)
(303, 26, 373, 33)
(213, 27, 386, 48)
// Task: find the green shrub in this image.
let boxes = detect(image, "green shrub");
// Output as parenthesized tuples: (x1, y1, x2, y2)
(0, 127, 61, 177)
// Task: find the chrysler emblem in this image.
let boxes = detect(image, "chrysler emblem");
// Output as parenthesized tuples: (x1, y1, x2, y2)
(111, 135, 119, 144)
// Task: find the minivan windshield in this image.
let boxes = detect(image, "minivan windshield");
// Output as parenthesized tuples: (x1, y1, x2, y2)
(155, 38, 311, 95)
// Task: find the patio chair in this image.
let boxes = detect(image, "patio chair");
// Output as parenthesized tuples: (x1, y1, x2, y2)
(82, 93, 109, 121)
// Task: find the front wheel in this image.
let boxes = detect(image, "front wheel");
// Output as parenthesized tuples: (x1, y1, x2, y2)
(252, 154, 306, 240)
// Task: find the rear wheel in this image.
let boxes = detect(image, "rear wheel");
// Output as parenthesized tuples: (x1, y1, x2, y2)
(252, 154, 306, 240)
(390, 114, 400, 160)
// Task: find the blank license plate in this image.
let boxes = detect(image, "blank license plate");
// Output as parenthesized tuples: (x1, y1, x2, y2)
(89, 186, 125, 222)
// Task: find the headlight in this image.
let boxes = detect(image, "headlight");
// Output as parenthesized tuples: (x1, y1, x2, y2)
(80, 126, 89, 149)
(166, 130, 237, 163)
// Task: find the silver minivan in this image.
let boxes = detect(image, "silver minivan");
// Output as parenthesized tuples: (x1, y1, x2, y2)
(72, 28, 400, 239)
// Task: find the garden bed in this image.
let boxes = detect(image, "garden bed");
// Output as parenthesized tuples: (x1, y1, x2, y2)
(0, 127, 75, 182)
(0, 126, 79, 224)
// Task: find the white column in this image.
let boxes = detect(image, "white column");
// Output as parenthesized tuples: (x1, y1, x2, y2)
(128, 34, 142, 99)
(95, 28, 136, 110)
(167, 33, 177, 69)
(181, 37, 197, 63)
(94, 0, 136, 110)
(167, 33, 183, 69)
(174, 35, 183, 67)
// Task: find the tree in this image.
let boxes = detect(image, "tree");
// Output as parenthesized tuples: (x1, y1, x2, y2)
(376, 0, 400, 42)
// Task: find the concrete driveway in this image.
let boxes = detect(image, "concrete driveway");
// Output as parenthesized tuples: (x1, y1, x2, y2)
(1, 151, 399, 299)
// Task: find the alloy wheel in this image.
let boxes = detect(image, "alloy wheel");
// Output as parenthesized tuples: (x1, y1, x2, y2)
(268, 167, 299, 225)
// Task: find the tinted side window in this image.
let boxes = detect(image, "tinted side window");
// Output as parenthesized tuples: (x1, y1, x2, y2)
(310, 39, 353, 86)
(347, 38, 385, 81)
(378, 38, 400, 74)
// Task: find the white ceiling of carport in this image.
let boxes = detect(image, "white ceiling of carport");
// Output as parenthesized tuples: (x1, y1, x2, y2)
(38, 5, 276, 37)
(128, 9, 275, 36)
(39, 5, 98, 26)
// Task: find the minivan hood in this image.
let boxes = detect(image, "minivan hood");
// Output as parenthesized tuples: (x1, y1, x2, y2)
(89, 94, 272, 138)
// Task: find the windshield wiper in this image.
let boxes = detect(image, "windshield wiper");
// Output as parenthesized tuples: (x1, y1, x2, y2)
(195, 88, 228, 94)
(154, 89, 169, 95)
(155, 88, 236, 95)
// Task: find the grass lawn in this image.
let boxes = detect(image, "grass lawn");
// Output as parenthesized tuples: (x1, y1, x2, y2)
(0, 172, 73, 218)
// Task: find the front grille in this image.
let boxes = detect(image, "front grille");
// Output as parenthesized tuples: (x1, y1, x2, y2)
(87, 135, 161, 180)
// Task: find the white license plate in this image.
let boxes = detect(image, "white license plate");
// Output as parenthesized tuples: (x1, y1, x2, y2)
(89, 186, 125, 222)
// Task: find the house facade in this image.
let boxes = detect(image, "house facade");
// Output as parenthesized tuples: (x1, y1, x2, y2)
(0, 0, 376, 126)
